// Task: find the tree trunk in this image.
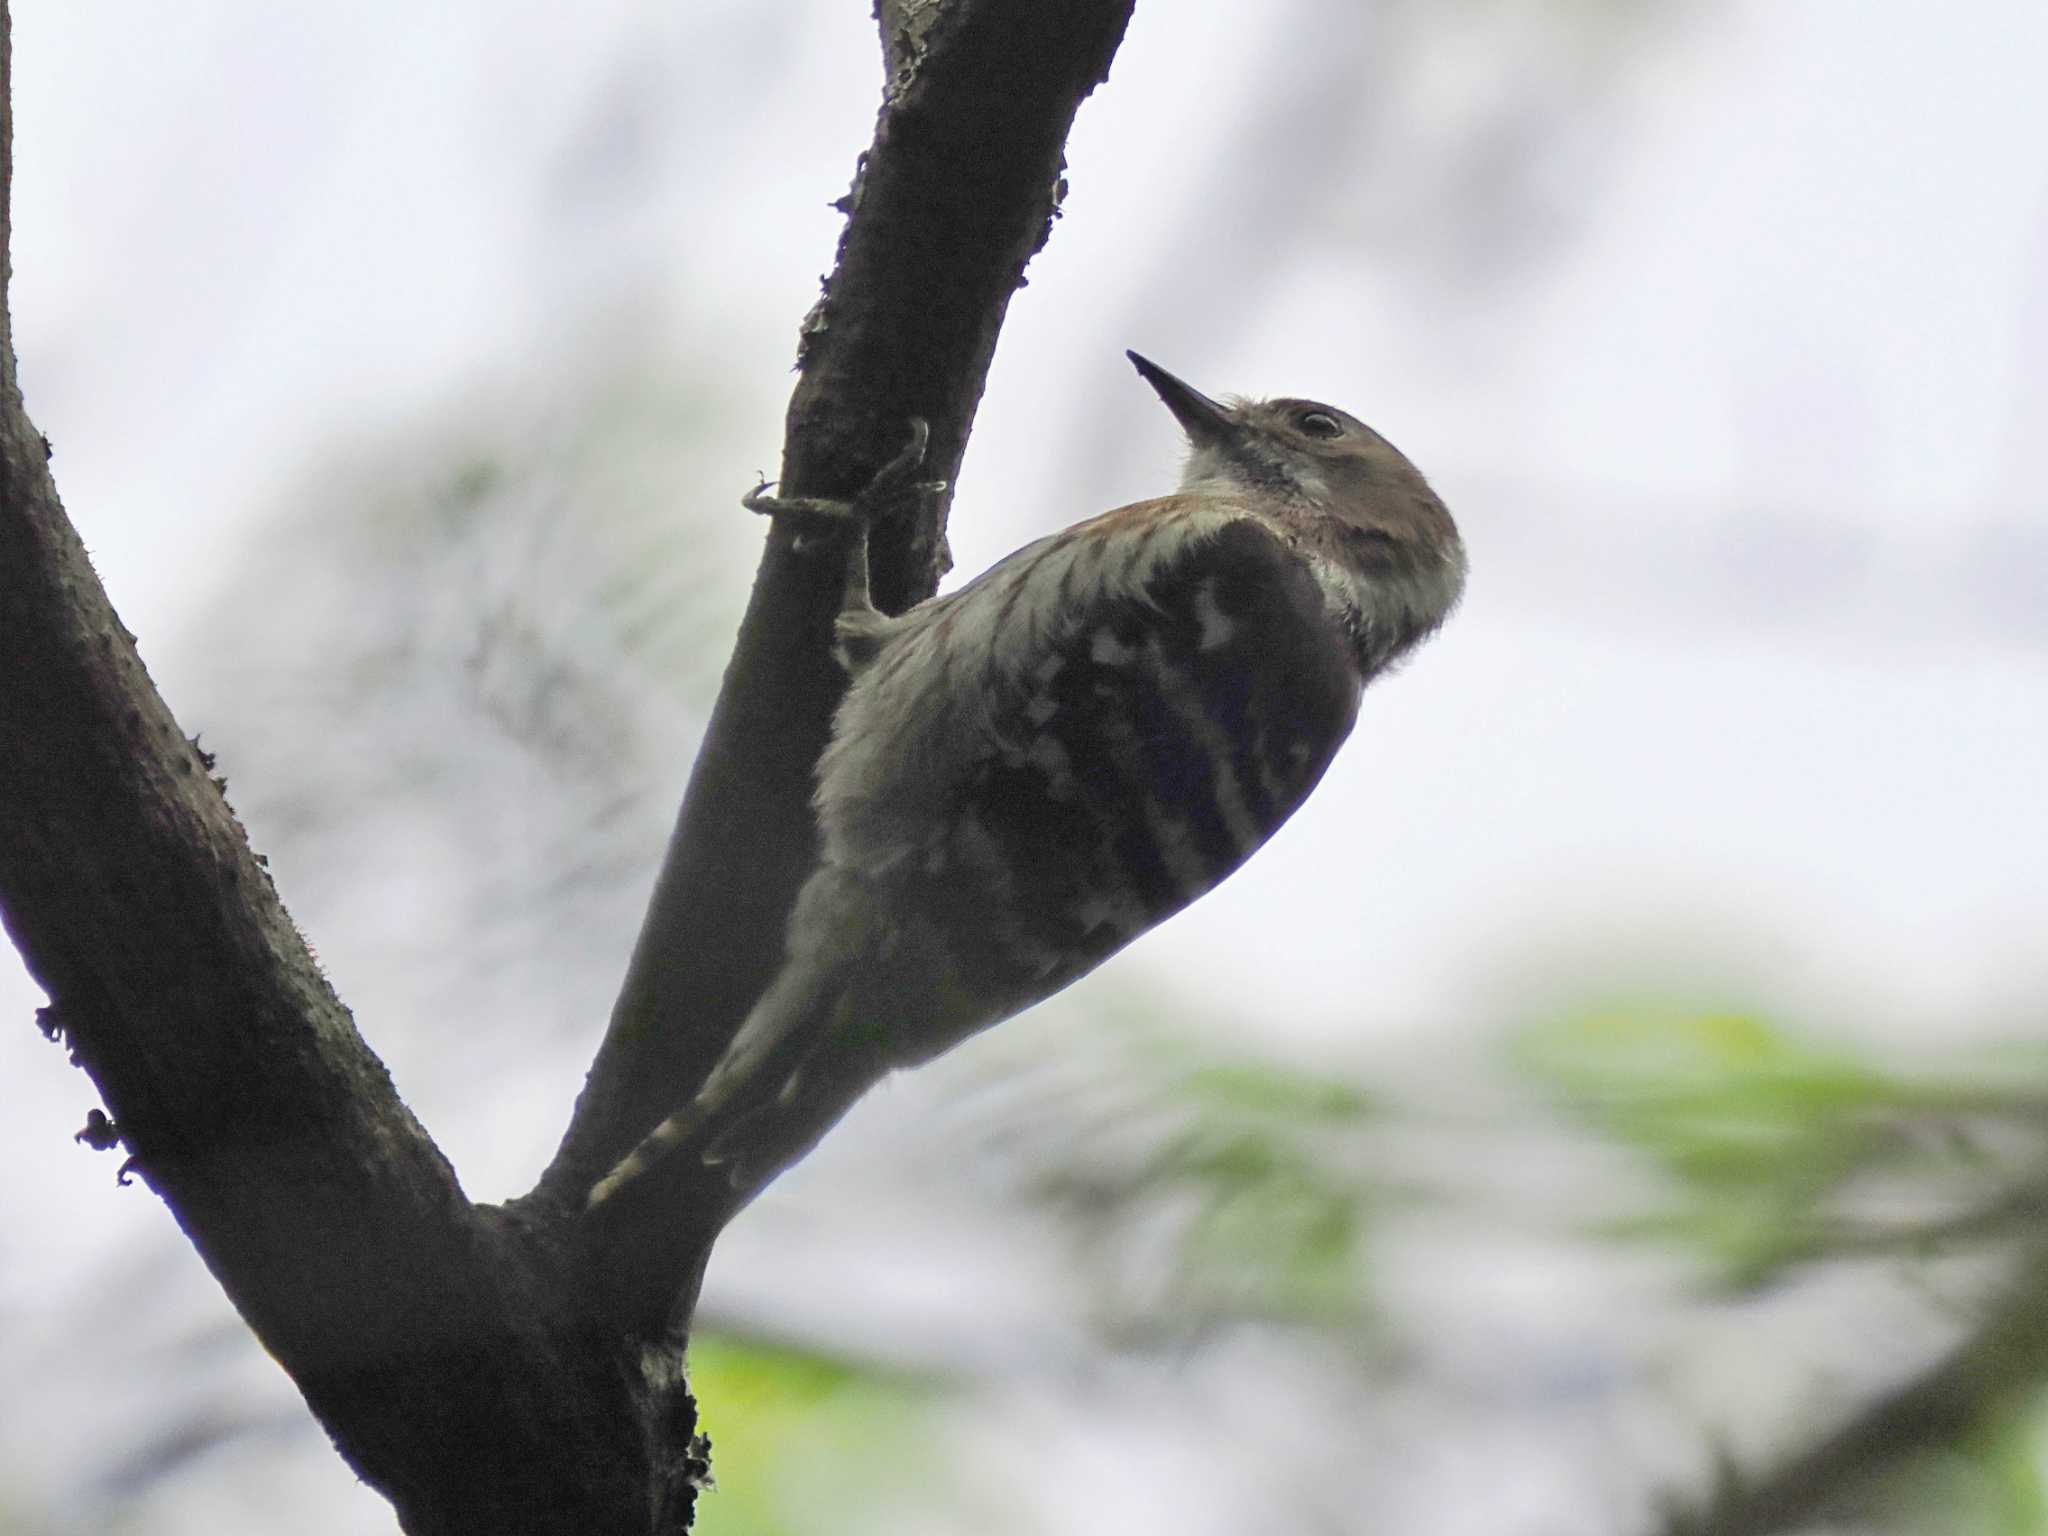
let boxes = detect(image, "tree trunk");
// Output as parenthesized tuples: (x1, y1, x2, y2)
(0, 3, 1134, 1530)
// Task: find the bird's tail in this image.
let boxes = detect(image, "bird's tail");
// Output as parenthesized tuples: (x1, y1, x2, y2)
(584, 865, 894, 1212)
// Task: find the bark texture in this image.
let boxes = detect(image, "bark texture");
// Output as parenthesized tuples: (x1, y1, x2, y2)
(0, 2, 1132, 1530)
(542, 0, 1136, 1335)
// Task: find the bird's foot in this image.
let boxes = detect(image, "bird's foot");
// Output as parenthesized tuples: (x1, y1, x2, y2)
(743, 418, 947, 537)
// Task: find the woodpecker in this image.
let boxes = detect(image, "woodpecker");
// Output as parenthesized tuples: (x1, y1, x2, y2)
(586, 352, 1465, 1213)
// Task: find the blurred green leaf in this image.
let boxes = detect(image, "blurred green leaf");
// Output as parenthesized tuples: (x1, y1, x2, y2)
(1020, 1030, 1386, 1339)
(687, 1332, 947, 1536)
(1967, 1398, 2048, 1536)
(1516, 1006, 2048, 1287)
(1174, 1061, 1376, 1123)
(1859, 1390, 2048, 1536)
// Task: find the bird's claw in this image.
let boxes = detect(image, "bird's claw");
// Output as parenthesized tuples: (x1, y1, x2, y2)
(866, 417, 937, 508)
(743, 418, 947, 532)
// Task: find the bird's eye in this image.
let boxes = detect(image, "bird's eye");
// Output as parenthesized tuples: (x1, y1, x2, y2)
(1297, 410, 1343, 439)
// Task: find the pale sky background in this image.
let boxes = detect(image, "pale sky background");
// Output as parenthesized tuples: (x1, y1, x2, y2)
(3, 3, 2046, 1533)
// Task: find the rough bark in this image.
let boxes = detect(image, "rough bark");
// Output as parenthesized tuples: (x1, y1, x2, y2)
(539, 0, 1136, 1336)
(0, 2, 1131, 1530)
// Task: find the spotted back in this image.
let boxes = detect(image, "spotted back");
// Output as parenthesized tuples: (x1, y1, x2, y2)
(822, 507, 1365, 1025)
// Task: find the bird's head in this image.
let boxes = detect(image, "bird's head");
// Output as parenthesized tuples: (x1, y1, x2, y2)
(1126, 350, 1462, 580)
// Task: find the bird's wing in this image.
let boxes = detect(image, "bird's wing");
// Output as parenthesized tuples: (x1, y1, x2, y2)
(822, 501, 1369, 1033)
(586, 503, 1370, 1212)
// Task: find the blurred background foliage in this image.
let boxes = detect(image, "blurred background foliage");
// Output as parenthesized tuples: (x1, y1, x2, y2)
(4, 1, 2047, 1534)
(1523, 1010, 2048, 1292)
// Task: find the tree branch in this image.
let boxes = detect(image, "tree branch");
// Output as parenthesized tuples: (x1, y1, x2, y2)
(544, 0, 1136, 1334)
(0, 9, 702, 1532)
(1, 1, 1134, 1528)
(1659, 1243, 2048, 1536)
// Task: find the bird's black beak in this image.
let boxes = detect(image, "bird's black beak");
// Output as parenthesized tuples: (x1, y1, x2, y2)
(1127, 351, 1237, 448)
